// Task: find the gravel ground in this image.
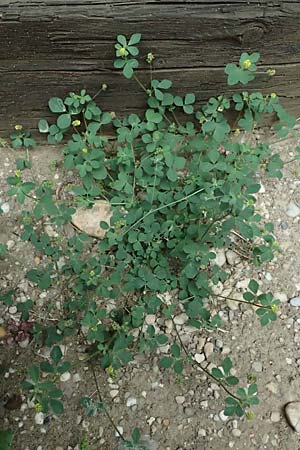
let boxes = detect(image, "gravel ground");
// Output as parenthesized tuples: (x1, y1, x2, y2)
(1, 131, 300, 450)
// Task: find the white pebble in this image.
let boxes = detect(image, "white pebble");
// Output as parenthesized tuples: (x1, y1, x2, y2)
(60, 371, 71, 382)
(232, 429, 241, 437)
(175, 396, 185, 405)
(115, 426, 123, 437)
(6, 240, 15, 250)
(194, 353, 205, 364)
(126, 396, 137, 407)
(174, 313, 188, 325)
(1, 202, 10, 213)
(35, 412, 45, 425)
(270, 411, 281, 422)
(109, 390, 119, 399)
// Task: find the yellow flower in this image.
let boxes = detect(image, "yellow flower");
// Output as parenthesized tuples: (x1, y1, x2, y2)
(102, 83, 108, 91)
(15, 170, 22, 178)
(107, 365, 116, 377)
(246, 411, 255, 420)
(242, 59, 252, 69)
(234, 128, 241, 136)
(119, 47, 126, 57)
(146, 52, 155, 64)
(14, 124, 23, 131)
(72, 120, 81, 127)
(89, 270, 95, 277)
(267, 68, 276, 77)
(271, 304, 279, 313)
(270, 93, 277, 99)
(110, 112, 116, 120)
(35, 403, 43, 413)
(82, 147, 88, 154)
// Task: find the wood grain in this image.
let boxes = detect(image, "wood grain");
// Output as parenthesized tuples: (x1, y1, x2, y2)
(1, 0, 300, 132)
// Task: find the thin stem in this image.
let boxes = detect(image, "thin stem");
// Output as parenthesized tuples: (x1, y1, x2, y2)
(210, 292, 270, 309)
(283, 158, 298, 165)
(24, 193, 37, 202)
(90, 364, 125, 441)
(122, 187, 205, 236)
(133, 74, 148, 94)
(78, 331, 125, 441)
(150, 162, 158, 205)
(171, 316, 241, 401)
(130, 143, 136, 203)
(171, 111, 181, 128)
(92, 87, 103, 100)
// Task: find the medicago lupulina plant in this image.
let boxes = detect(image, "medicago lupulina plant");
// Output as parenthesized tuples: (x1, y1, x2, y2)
(2, 33, 299, 448)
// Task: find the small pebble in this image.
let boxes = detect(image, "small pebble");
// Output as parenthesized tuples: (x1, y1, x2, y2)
(110, 390, 119, 399)
(270, 411, 280, 423)
(290, 297, 300, 307)
(60, 372, 71, 382)
(219, 410, 228, 422)
(6, 240, 15, 250)
(232, 429, 242, 437)
(174, 313, 188, 325)
(115, 426, 123, 437)
(194, 353, 205, 364)
(280, 222, 289, 230)
(126, 396, 137, 408)
(1, 203, 10, 213)
(285, 401, 300, 432)
(35, 412, 45, 425)
(204, 342, 214, 358)
(252, 361, 263, 372)
(198, 428, 206, 437)
(175, 396, 185, 405)
(286, 202, 300, 218)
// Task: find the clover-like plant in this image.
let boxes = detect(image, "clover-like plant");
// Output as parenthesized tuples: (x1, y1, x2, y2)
(2, 34, 299, 448)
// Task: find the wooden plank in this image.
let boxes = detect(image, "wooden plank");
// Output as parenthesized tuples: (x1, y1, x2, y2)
(1, 0, 300, 132)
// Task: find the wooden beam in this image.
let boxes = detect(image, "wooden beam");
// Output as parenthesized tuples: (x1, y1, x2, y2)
(1, 1, 300, 132)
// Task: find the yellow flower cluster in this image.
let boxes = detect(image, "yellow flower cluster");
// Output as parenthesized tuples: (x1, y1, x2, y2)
(242, 59, 252, 69)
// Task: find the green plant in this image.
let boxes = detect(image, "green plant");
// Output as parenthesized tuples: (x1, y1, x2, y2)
(0, 429, 14, 450)
(10, 125, 36, 150)
(2, 34, 299, 447)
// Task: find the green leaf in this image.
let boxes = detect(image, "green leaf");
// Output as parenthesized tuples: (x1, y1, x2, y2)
(174, 359, 184, 374)
(222, 357, 233, 375)
(170, 343, 181, 358)
(248, 279, 259, 294)
(48, 97, 66, 113)
(159, 356, 173, 369)
(57, 114, 71, 129)
(117, 35, 127, 46)
(166, 168, 177, 182)
(211, 368, 224, 379)
(40, 361, 54, 373)
(146, 109, 163, 124)
(0, 430, 14, 450)
(28, 365, 40, 384)
(185, 93, 195, 105)
(159, 79, 172, 89)
(128, 33, 141, 45)
(38, 119, 49, 133)
(226, 376, 239, 386)
(49, 399, 64, 415)
(50, 346, 63, 365)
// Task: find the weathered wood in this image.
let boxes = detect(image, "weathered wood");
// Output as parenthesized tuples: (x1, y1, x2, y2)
(1, 1, 300, 132)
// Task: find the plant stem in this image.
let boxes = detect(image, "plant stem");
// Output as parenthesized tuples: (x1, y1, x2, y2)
(90, 364, 125, 441)
(133, 74, 148, 94)
(122, 187, 205, 236)
(210, 292, 270, 309)
(171, 316, 241, 401)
